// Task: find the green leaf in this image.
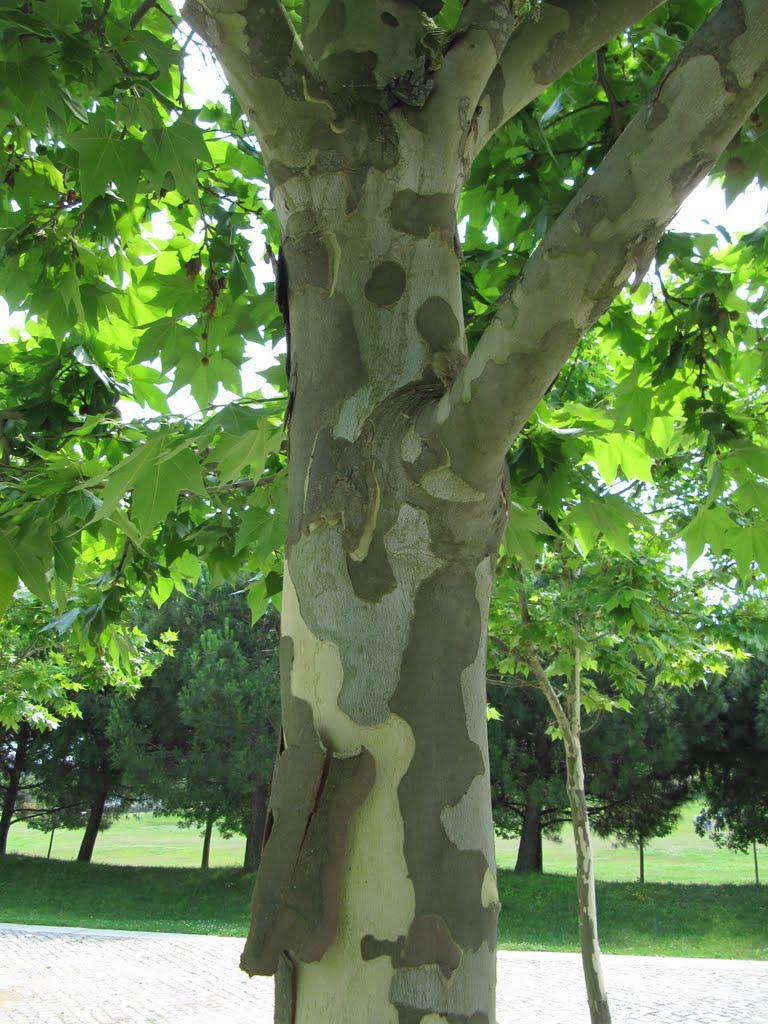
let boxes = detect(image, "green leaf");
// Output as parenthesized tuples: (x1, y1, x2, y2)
(143, 113, 210, 206)
(679, 505, 735, 566)
(725, 446, 768, 479)
(39, 0, 81, 27)
(589, 433, 654, 486)
(236, 505, 285, 558)
(14, 540, 51, 605)
(68, 114, 148, 207)
(149, 575, 174, 607)
(570, 493, 646, 558)
(0, 543, 17, 616)
(214, 422, 280, 483)
(502, 501, 555, 568)
(131, 443, 207, 538)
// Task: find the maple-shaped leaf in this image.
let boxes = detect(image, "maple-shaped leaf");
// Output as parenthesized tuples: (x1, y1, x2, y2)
(214, 420, 281, 484)
(143, 112, 210, 206)
(131, 442, 207, 538)
(68, 113, 148, 207)
(93, 435, 206, 540)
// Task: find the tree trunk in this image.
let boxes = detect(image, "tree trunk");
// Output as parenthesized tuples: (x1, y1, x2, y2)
(76, 787, 108, 863)
(639, 834, 645, 885)
(0, 723, 30, 855)
(200, 808, 215, 870)
(535, 647, 611, 1024)
(566, 753, 611, 1024)
(514, 802, 543, 873)
(753, 841, 760, 887)
(229, 146, 507, 1020)
(563, 718, 611, 1024)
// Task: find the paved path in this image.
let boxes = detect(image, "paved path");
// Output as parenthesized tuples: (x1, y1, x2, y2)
(1, 923, 766, 1023)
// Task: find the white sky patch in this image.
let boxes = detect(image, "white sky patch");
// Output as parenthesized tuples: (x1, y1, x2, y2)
(669, 178, 768, 235)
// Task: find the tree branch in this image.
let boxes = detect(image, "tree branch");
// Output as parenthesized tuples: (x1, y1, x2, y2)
(430, 0, 526, 143)
(467, 0, 665, 163)
(181, 0, 320, 162)
(130, 0, 157, 29)
(435, 0, 768, 479)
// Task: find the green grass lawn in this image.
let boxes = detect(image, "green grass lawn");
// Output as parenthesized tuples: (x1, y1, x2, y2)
(7, 803, 765, 884)
(2, 806, 766, 958)
(496, 817, 767, 885)
(0, 854, 253, 936)
(5, 813, 247, 869)
(2, 853, 766, 959)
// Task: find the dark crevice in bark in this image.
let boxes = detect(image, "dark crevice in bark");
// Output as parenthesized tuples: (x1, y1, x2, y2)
(244, 780, 269, 871)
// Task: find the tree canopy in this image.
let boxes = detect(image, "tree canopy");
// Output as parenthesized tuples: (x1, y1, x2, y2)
(1, 2, 767, 691)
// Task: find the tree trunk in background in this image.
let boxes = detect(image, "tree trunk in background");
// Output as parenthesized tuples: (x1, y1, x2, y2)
(515, 802, 543, 873)
(535, 647, 611, 1024)
(200, 808, 215, 870)
(753, 842, 760, 886)
(0, 724, 30, 854)
(76, 787, 108, 863)
(244, 781, 268, 872)
(639, 835, 645, 884)
(564, 733, 611, 1024)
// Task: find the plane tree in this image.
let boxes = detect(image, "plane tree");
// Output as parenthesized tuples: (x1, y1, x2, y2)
(2, 2, 768, 1021)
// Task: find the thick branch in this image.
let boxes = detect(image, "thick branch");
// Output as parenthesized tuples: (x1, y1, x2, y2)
(421, 2, 525, 167)
(436, 0, 768, 478)
(468, 0, 665, 161)
(181, 0, 316, 159)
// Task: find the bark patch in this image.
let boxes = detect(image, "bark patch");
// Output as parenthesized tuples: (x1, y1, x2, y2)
(365, 260, 407, 306)
(391, 190, 455, 239)
(345, 534, 396, 602)
(361, 913, 462, 978)
(484, 64, 506, 132)
(390, 570, 496, 952)
(416, 296, 460, 350)
(241, 693, 375, 975)
(283, 232, 335, 295)
(304, 427, 377, 554)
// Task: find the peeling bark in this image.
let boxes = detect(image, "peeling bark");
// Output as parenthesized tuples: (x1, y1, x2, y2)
(179, 1, 768, 1018)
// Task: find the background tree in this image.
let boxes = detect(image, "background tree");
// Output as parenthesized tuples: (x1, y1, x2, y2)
(586, 685, 704, 884)
(491, 537, 735, 1023)
(27, 690, 136, 862)
(2, 2, 768, 1021)
(487, 681, 569, 873)
(693, 652, 768, 883)
(487, 678, 709, 880)
(109, 586, 280, 869)
(0, 723, 48, 854)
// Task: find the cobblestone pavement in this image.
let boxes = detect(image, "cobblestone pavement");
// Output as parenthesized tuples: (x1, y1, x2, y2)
(1, 923, 766, 1023)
